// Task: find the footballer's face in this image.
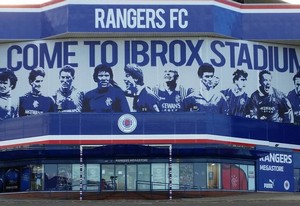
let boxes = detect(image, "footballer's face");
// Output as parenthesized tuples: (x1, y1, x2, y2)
(235, 76, 247, 91)
(0, 79, 12, 94)
(294, 78, 300, 94)
(260, 73, 272, 94)
(164, 69, 177, 82)
(59, 71, 73, 90)
(201, 72, 214, 89)
(124, 73, 137, 93)
(31, 75, 44, 93)
(97, 71, 110, 88)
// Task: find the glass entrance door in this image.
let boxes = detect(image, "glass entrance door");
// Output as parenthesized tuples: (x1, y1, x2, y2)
(101, 164, 115, 190)
(101, 163, 152, 191)
(115, 164, 125, 190)
(101, 164, 126, 191)
(127, 164, 137, 190)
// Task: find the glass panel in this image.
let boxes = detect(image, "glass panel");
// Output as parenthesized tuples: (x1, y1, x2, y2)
(127, 164, 137, 190)
(115, 164, 125, 191)
(221, 164, 249, 190)
(194, 163, 207, 189)
(221, 163, 231, 189)
(166, 163, 179, 189)
(57, 164, 72, 191)
(179, 163, 193, 189)
(3, 167, 21, 192)
(72, 164, 85, 191)
(152, 163, 166, 190)
(248, 165, 255, 191)
(86, 164, 100, 191)
(44, 164, 58, 191)
(31, 164, 43, 191)
(294, 169, 300, 192)
(20, 166, 31, 192)
(207, 163, 220, 189)
(137, 164, 150, 190)
(239, 164, 249, 190)
(101, 164, 115, 190)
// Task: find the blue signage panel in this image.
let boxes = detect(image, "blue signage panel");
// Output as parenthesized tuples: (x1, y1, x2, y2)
(20, 167, 31, 191)
(0, 2, 300, 40)
(257, 152, 294, 192)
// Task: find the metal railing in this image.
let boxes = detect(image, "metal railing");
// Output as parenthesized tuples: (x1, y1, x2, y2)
(136, 180, 202, 191)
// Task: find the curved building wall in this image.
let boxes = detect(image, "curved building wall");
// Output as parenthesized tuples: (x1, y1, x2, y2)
(0, 0, 300, 196)
(0, 37, 299, 123)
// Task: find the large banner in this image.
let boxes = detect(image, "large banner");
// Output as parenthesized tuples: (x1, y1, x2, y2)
(257, 152, 294, 192)
(0, 37, 299, 123)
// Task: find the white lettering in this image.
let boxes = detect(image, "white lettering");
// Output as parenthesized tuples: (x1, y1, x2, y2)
(94, 8, 166, 29)
(156, 9, 166, 29)
(107, 9, 116, 28)
(259, 164, 284, 172)
(259, 153, 292, 164)
(116, 9, 127, 28)
(264, 179, 275, 189)
(170, 8, 188, 29)
(95, 8, 105, 29)
(264, 183, 274, 188)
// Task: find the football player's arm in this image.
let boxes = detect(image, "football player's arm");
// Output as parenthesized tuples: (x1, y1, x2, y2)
(120, 94, 130, 113)
(243, 97, 251, 118)
(220, 93, 229, 115)
(151, 95, 160, 112)
(246, 94, 258, 119)
(12, 106, 19, 118)
(149, 88, 160, 112)
(82, 94, 91, 112)
(11, 98, 19, 118)
(18, 97, 26, 117)
(283, 97, 294, 123)
(153, 104, 160, 112)
(152, 85, 159, 96)
(77, 91, 84, 112)
(182, 97, 192, 112)
(49, 96, 56, 112)
(285, 109, 294, 123)
(52, 94, 60, 112)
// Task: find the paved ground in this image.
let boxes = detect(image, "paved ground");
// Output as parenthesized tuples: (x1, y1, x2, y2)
(0, 192, 300, 206)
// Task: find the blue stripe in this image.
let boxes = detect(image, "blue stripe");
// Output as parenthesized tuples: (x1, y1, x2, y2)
(0, 113, 300, 146)
(0, 4, 299, 40)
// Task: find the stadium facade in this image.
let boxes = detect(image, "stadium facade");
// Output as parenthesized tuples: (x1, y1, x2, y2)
(0, 0, 300, 197)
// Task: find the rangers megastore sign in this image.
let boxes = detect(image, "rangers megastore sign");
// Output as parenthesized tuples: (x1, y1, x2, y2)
(257, 152, 294, 192)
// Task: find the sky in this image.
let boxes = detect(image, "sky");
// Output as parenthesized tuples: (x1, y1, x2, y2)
(282, 0, 299, 4)
(0, 0, 52, 5)
(0, 0, 298, 5)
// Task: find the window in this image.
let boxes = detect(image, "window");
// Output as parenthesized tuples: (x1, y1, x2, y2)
(207, 163, 220, 189)
(72, 164, 85, 191)
(221, 164, 255, 191)
(31, 164, 43, 191)
(137, 164, 150, 190)
(44, 164, 57, 190)
(152, 163, 166, 190)
(57, 164, 72, 191)
(86, 164, 100, 191)
(179, 163, 193, 189)
(194, 163, 207, 189)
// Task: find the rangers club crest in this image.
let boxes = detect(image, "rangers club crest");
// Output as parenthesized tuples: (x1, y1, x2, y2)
(118, 114, 137, 133)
